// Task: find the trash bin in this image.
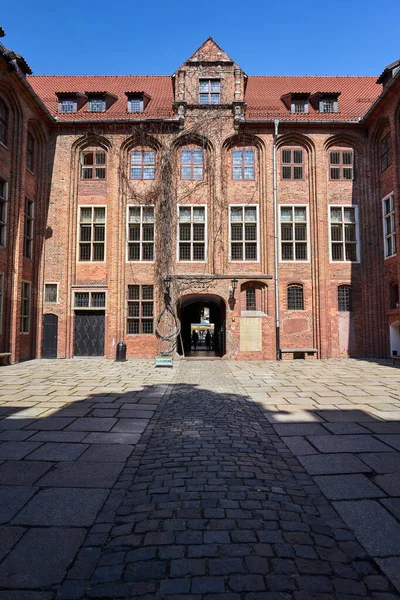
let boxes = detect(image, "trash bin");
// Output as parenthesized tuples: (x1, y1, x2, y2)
(116, 341, 127, 362)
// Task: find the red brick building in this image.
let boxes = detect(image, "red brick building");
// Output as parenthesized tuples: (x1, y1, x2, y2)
(0, 34, 399, 362)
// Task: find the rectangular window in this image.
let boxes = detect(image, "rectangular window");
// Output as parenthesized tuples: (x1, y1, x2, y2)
(280, 206, 308, 261)
(23, 198, 34, 259)
(0, 273, 4, 335)
(20, 281, 31, 333)
(232, 149, 255, 180)
(383, 194, 396, 258)
(81, 151, 106, 179)
(127, 205, 155, 261)
(127, 285, 154, 334)
(130, 150, 155, 180)
(128, 98, 143, 113)
(78, 206, 106, 262)
(59, 99, 76, 113)
(338, 286, 352, 311)
(282, 149, 303, 180)
(44, 283, 58, 303)
(381, 133, 392, 172)
(246, 287, 256, 311)
(288, 285, 304, 310)
(0, 179, 7, 247)
(320, 97, 338, 113)
(26, 133, 34, 172)
(178, 205, 206, 261)
(73, 290, 106, 309)
(199, 79, 220, 104)
(181, 149, 203, 181)
(291, 99, 308, 114)
(330, 151, 354, 180)
(230, 205, 258, 261)
(87, 98, 106, 113)
(330, 206, 359, 262)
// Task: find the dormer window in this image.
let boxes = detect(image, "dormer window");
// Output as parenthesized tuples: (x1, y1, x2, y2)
(292, 98, 308, 114)
(199, 80, 220, 104)
(320, 95, 339, 113)
(87, 97, 106, 113)
(129, 98, 143, 113)
(60, 99, 76, 114)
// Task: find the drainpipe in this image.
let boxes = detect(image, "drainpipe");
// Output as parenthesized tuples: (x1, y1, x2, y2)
(273, 119, 281, 360)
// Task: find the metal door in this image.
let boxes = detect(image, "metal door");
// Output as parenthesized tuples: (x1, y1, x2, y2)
(74, 311, 105, 356)
(42, 314, 58, 359)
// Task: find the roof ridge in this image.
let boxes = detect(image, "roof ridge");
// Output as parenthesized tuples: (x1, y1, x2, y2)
(27, 74, 171, 78)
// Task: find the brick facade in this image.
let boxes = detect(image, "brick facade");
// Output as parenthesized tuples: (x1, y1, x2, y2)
(0, 35, 399, 362)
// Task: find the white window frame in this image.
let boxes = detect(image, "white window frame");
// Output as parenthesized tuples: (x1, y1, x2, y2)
(229, 204, 260, 263)
(44, 282, 59, 304)
(383, 193, 396, 259)
(0, 272, 4, 335)
(177, 205, 207, 263)
(279, 205, 310, 263)
(0, 178, 8, 248)
(59, 99, 77, 114)
(199, 79, 220, 105)
(328, 205, 360, 263)
(87, 98, 106, 113)
(126, 205, 155, 263)
(72, 290, 107, 310)
(291, 99, 309, 114)
(77, 205, 106, 263)
(128, 98, 144, 113)
(20, 280, 31, 334)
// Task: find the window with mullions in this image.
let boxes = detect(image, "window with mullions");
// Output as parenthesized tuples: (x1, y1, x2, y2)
(74, 291, 106, 309)
(287, 284, 304, 310)
(23, 198, 34, 259)
(330, 150, 354, 180)
(282, 149, 303, 180)
(127, 206, 155, 261)
(338, 285, 352, 311)
(26, 132, 34, 172)
(383, 194, 396, 258)
(381, 133, 392, 172)
(232, 149, 255, 180)
(78, 207, 106, 262)
(181, 149, 203, 180)
(128, 98, 143, 113)
(246, 287, 256, 311)
(199, 79, 220, 104)
(291, 99, 308, 114)
(20, 281, 31, 333)
(178, 206, 206, 261)
(127, 285, 154, 334)
(0, 179, 7, 247)
(320, 96, 338, 113)
(87, 98, 106, 113)
(131, 150, 155, 180)
(330, 206, 358, 262)
(44, 283, 58, 303)
(230, 205, 258, 261)
(0, 98, 8, 146)
(280, 206, 308, 261)
(59, 99, 76, 114)
(80, 151, 106, 179)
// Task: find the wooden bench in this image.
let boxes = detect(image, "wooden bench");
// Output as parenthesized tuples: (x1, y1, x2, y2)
(0, 353, 11, 366)
(392, 355, 400, 367)
(280, 348, 318, 358)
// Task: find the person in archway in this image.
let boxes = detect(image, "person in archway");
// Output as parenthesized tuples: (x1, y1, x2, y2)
(205, 330, 211, 350)
(192, 330, 199, 350)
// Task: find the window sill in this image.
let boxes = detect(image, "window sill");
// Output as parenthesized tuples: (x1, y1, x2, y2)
(26, 168, 34, 176)
(0, 141, 8, 151)
(240, 311, 266, 317)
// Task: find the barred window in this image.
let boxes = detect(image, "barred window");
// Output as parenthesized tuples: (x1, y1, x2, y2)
(0, 273, 3, 335)
(287, 284, 304, 310)
(20, 281, 31, 333)
(282, 149, 303, 180)
(127, 285, 154, 334)
(199, 79, 220, 104)
(338, 285, 352, 311)
(87, 98, 106, 113)
(73, 291, 106, 309)
(26, 132, 34, 172)
(232, 149, 255, 180)
(178, 205, 206, 261)
(246, 287, 256, 311)
(291, 99, 308, 114)
(78, 207, 106, 262)
(131, 150, 155, 180)
(128, 206, 155, 261)
(181, 149, 203, 181)
(280, 206, 308, 261)
(330, 206, 359, 262)
(128, 98, 143, 113)
(0, 98, 8, 146)
(381, 133, 392, 172)
(0, 179, 7, 247)
(80, 151, 106, 179)
(383, 194, 396, 258)
(330, 150, 354, 180)
(320, 96, 338, 113)
(59, 99, 76, 113)
(230, 205, 258, 261)
(23, 198, 34, 259)
(44, 283, 58, 303)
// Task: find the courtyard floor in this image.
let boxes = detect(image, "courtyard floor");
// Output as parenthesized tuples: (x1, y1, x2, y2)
(0, 358, 400, 598)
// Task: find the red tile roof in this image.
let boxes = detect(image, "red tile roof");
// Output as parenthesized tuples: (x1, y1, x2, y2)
(27, 74, 381, 122)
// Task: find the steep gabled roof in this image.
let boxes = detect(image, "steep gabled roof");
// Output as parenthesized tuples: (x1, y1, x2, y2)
(183, 37, 235, 65)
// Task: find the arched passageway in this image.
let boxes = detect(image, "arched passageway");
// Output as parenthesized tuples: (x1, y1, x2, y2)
(177, 294, 226, 358)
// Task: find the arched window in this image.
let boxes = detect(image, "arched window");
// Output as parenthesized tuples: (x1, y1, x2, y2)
(26, 132, 35, 172)
(232, 148, 255, 180)
(80, 148, 106, 180)
(0, 99, 8, 146)
(181, 147, 203, 181)
(287, 284, 304, 310)
(130, 148, 155, 180)
(338, 285, 352, 311)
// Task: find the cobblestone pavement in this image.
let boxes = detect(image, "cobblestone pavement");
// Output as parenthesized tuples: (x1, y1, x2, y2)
(0, 358, 400, 598)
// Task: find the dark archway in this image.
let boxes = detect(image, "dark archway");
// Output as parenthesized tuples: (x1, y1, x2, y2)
(177, 294, 226, 357)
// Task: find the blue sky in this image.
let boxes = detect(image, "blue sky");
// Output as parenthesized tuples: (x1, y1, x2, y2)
(2, 0, 400, 76)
